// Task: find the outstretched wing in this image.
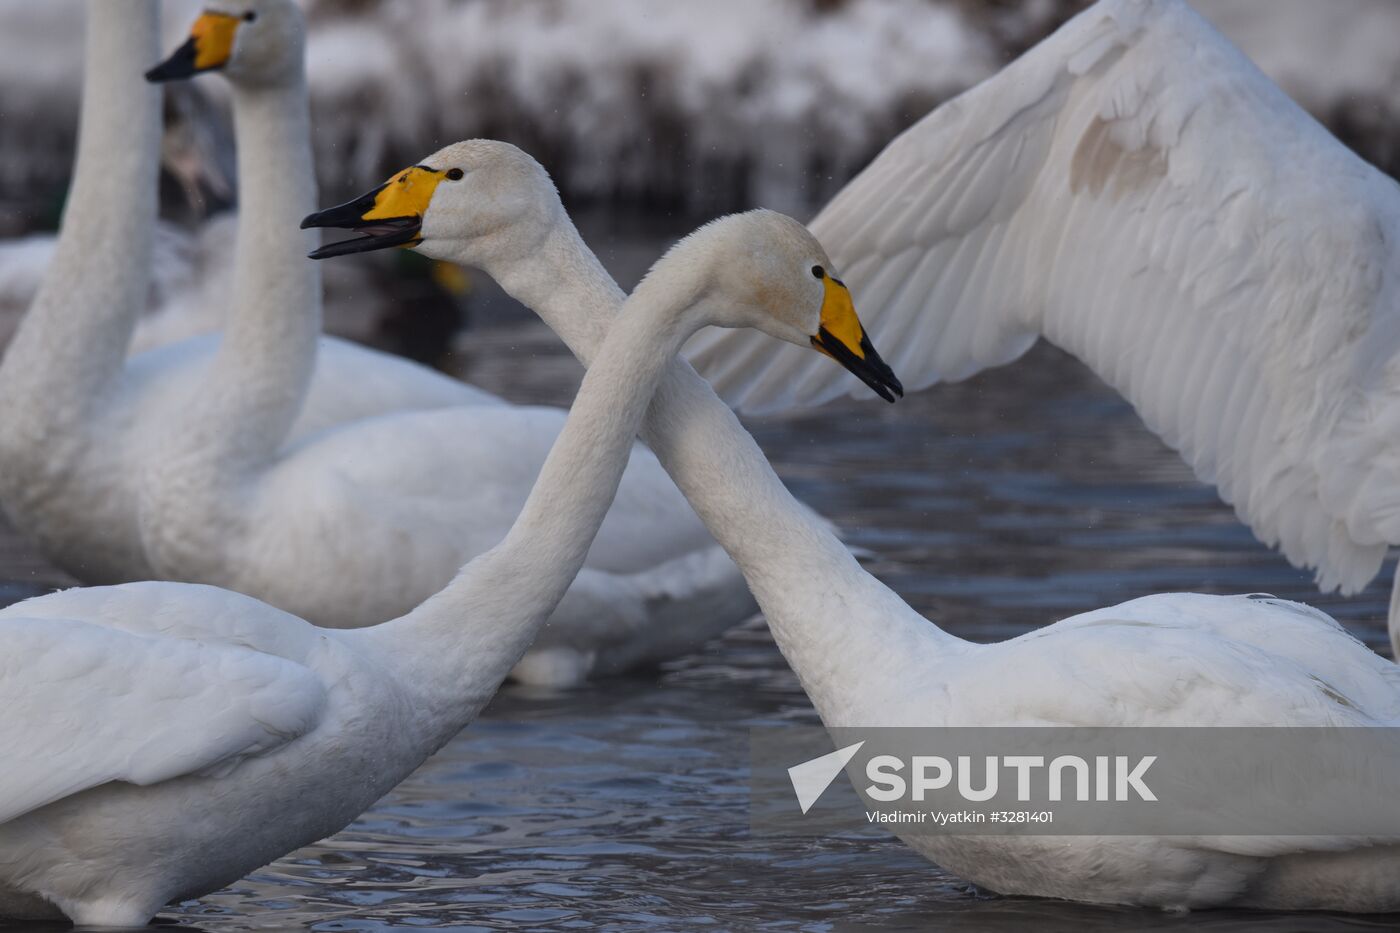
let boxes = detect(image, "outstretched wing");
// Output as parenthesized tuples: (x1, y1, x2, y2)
(685, 0, 1400, 594)
(0, 613, 326, 825)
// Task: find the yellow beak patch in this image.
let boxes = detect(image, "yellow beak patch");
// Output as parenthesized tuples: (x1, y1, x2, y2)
(362, 166, 449, 222)
(816, 276, 866, 361)
(191, 11, 243, 71)
(806, 272, 904, 403)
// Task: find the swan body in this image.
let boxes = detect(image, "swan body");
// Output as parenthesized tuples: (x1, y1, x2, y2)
(0, 0, 494, 586)
(143, 397, 750, 682)
(0, 208, 871, 927)
(137, 4, 760, 685)
(872, 593, 1400, 912)
(387, 142, 1400, 910)
(2, 333, 497, 585)
(683, 0, 1400, 650)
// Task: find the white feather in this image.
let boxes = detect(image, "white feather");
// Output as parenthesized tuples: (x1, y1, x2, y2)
(686, 0, 1400, 604)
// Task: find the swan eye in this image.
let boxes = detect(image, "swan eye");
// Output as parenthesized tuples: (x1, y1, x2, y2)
(445, 168, 464, 181)
(243, 11, 257, 21)
(811, 265, 825, 279)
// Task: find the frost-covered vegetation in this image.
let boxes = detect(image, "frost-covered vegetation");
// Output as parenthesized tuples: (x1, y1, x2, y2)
(1, 0, 1397, 228)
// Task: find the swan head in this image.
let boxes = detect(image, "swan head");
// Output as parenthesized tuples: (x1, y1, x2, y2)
(638, 211, 904, 402)
(302, 147, 901, 401)
(301, 141, 561, 267)
(146, 0, 304, 89)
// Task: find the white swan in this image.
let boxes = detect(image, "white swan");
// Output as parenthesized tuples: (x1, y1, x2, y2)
(683, 0, 1400, 654)
(132, 3, 762, 686)
(340, 138, 1400, 911)
(0, 0, 490, 586)
(0, 208, 879, 927)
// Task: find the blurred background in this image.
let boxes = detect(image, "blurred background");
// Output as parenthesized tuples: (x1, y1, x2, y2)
(1, 0, 1398, 361)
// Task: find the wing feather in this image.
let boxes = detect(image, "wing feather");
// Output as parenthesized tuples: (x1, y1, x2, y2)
(0, 618, 325, 824)
(686, 0, 1400, 594)
(0, 585, 327, 824)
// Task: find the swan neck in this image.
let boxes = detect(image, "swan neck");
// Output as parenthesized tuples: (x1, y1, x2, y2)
(498, 224, 958, 718)
(361, 282, 699, 746)
(206, 76, 322, 467)
(489, 218, 624, 367)
(147, 71, 321, 541)
(0, 0, 161, 461)
(643, 362, 955, 719)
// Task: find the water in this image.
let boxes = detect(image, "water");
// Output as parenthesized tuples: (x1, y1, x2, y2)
(1, 231, 1395, 930)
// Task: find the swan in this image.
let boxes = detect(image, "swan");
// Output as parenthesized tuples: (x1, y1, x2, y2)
(317, 138, 1400, 911)
(682, 0, 1400, 655)
(0, 208, 886, 927)
(131, 3, 768, 687)
(0, 0, 491, 587)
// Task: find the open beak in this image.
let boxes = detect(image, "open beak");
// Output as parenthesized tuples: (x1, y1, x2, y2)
(145, 12, 242, 83)
(301, 165, 447, 260)
(810, 276, 903, 403)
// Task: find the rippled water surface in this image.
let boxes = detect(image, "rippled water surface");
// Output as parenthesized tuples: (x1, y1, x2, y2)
(1, 219, 1395, 931)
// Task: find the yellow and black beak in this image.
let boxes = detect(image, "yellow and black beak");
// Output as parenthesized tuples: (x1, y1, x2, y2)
(301, 165, 449, 260)
(146, 11, 245, 82)
(810, 274, 903, 403)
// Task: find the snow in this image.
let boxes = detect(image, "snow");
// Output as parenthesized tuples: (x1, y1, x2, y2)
(0, 0, 1396, 220)
(295, 0, 997, 212)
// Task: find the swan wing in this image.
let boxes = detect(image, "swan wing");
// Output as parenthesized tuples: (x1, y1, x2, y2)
(1007, 593, 1400, 723)
(0, 613, 326, 826)
(944, 594, 1400, 729)
(685, 0, 1400, 594)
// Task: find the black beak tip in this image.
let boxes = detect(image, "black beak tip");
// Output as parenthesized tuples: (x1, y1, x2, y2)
(874, 367, 903, 404)
(299, 214, 320, 230)
(856, 356, 904, 405)
(813, 327, 905, 404)
(145, 38, 199, 84)
(873, 378, 901, 404)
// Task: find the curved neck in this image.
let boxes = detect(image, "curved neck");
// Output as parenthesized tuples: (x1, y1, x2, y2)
(468, 216, 954, 719)
(0, 0, 160, 455)
(175, 75, 321, 475)
(363, 279, 698, 746)
(491, 219, 625, 367)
